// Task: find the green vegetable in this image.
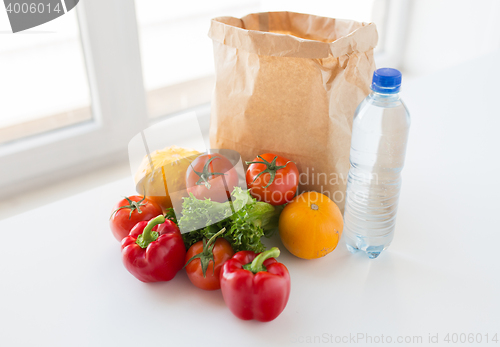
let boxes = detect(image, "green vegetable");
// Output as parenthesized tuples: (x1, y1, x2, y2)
(179, 187, 282, 252)
(164, 207, 177, 224)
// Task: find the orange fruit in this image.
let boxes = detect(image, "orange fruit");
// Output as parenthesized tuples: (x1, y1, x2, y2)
(279, 191, 343, 259)
(134, 145, 200, 211)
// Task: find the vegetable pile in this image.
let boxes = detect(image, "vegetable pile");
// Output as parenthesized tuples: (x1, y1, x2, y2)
(109, 149, 343, 322)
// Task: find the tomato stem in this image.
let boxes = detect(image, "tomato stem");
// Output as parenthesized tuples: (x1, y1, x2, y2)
(245, 156, 294, 188)
(109, 195, 147, 220)
(136, 215, 164, 249)
(183, 227, 226, 277)
(192, 156, 226, 189)
(243, 247, 280, 273)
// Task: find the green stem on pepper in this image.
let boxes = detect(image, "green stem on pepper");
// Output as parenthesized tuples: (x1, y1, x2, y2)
(135, 215, 165, 249)
(243, 247, 280, 273)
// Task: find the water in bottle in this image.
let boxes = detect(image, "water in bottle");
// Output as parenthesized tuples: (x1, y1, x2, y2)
(343, 68, 410, 259)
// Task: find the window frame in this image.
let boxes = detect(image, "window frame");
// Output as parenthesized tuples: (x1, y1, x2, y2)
(0, 0, 410, 196)
(0, 0, 148, 196)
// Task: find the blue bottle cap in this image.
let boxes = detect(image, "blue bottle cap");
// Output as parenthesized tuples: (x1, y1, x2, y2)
(371, 68, 402, 93)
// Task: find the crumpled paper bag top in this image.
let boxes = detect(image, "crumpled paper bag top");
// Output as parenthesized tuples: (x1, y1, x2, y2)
(209, 11, 378, 58)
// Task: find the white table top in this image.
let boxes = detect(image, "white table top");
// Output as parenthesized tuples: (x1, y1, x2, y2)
(2, 51, 500, 347)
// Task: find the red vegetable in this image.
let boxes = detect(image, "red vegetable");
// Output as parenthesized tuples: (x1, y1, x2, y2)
(220, 247, 290, 322)
(184, 228, 234, 291)
(121, 215, 186, 282)
(109, 195, 162, 241)
(246, 154, 298, 206)
(186, 153, 238, 202)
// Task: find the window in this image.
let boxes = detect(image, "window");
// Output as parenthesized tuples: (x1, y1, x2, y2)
(135, 0, 261, 118)
(0, 9, 91, 144)
(0, 0, 148, 195)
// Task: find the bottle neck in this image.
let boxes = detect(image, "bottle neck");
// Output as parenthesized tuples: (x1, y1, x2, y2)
(369, 90, 400, 102)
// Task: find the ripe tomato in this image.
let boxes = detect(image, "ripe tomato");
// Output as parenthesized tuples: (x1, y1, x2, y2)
(246, 153, 299, 206)
(109, 196, 163, 241)
(185, 229, 234, 290)
(185, 153, 238, 202)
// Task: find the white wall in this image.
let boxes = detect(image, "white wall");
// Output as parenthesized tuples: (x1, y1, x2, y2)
(402, 0, 500, 76)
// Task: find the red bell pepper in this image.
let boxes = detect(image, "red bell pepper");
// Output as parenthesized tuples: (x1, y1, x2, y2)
(121, 215, 186, 282)
(220, 247, 290, 322)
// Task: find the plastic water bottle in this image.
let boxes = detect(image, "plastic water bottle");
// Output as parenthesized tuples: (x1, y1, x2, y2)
(343, 68, 410, 259)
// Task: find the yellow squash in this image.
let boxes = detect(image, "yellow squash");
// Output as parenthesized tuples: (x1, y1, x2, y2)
(134, 145, 200, 211)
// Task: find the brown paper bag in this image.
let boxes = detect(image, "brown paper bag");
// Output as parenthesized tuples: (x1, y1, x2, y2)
(208, 12, 378, 210)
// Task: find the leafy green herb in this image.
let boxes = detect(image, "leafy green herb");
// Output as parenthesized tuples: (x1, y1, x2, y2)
(164, 207, 178, 224)
(179, 187, 282, 252)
